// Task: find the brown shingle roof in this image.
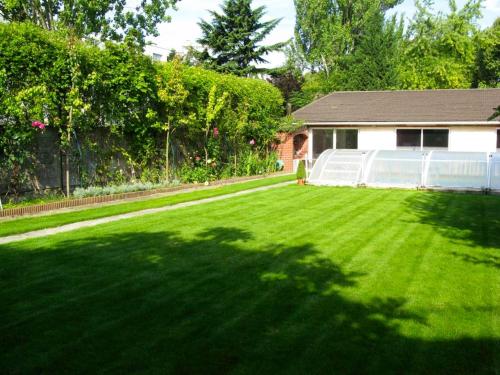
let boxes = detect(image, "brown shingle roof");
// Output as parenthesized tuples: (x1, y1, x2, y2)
(293, 89, 500, 123)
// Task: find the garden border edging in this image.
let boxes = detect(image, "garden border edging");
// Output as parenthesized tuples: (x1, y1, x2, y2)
(0, 173, 290, 218)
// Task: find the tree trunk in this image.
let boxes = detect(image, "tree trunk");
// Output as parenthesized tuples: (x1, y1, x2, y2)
(204, 126, 210, 170)
(165, 127, 170, 182)
(65, 111, 72, 198)
(321, 54, 330, 78)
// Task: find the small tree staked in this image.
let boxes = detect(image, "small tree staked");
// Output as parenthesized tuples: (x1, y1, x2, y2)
(296, 160, 306, 185)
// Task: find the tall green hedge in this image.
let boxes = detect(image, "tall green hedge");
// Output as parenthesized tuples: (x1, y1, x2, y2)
(0, 22, 284, 193)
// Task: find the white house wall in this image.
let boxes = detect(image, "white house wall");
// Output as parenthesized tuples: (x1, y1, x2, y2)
(308, 125, 498, 154)
(360, 126, 497, 152)
(448, 127, 497, 152)
(358, 128, 396, 150)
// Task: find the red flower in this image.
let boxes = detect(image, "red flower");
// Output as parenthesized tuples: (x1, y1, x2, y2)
(213, 127, 219, 138)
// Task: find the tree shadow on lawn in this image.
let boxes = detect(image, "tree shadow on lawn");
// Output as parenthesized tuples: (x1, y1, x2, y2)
(0, 227, 497, 374)
(406, 192, 500, 269)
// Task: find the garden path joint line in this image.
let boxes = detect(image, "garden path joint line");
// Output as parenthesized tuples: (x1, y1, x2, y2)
(0, 181, 293, 245)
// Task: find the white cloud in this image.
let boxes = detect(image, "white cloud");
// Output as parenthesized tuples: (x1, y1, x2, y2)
(484, 0, 500, 11)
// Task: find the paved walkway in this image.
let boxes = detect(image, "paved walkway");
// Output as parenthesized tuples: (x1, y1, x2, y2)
(0, 181, 293, 245)
(0, 173, 293, 221)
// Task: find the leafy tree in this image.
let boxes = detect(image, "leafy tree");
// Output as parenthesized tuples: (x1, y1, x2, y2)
(196, 0, 286, 76)
(0, 22, 69, 194)
(151, 57, 191, 181)
(473, 17, 500, 88)
(399, 0, 482, 89)
(333, 13, 403, 90)
(268, 49, 304, 112)
(294, 0, 402, 75)
(289, 72, 331, 109)
(204, 85, 229, 168)
(0, 0, 179, 46)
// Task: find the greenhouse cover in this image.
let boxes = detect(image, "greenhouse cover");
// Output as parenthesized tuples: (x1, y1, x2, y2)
(308, 150, 500, 190)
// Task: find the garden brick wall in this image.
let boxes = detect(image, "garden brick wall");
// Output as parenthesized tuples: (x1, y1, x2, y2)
(276, 130, 308, 172)
(0, 128, 85, 195)
(0, 128, 142, 195)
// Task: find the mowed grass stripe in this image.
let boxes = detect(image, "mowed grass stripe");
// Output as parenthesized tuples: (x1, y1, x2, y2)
(0, 175, 294, 237)
(1, 185, 499, 374)
(1, 187, 316, 331)
(318, 190, 415, 266)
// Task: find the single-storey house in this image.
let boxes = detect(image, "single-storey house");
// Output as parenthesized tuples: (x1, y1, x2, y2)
(277, 89, 500, 172)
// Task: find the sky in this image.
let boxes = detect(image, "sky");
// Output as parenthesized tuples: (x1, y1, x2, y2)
(146, 0, 500, 68)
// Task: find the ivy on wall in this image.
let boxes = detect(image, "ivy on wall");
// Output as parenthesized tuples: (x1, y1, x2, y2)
(0, 22, 284, 194)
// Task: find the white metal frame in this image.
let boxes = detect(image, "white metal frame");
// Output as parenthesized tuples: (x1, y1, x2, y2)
(309, 127, 360, 160)
(309, 149, 500, 191)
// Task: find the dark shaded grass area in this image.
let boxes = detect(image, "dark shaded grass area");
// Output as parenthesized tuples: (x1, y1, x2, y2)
(0, 186, 498, 374)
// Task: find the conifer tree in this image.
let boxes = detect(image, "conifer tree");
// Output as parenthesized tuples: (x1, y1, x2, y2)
(196, 0, 286, 76)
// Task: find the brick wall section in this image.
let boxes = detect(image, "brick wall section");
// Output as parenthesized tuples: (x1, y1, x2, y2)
(276, 130, 309, 172)
(276, 133, 294, 173)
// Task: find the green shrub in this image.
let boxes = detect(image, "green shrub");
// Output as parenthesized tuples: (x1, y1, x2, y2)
(72, 181, 180, 199)
(296, 160, 306, 180)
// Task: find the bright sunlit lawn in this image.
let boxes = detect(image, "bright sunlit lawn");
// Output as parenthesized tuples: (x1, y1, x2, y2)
(1, 185, 499, 374)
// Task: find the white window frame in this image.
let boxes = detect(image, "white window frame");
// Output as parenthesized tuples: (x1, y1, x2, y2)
(396, 128, 449, 151)
(309, 127, 359, 159)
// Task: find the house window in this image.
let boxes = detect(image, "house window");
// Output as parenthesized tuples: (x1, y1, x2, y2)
(423, 129, 449, 149)
(312, 129, 333, 159)
(336, 129, 358, 149)
(311, 128, 359, 158)
(397, 129, 449, 150)
(152, 53, 162, 61)
(497, 129, 500, 149)
(397, 129, 421, 149)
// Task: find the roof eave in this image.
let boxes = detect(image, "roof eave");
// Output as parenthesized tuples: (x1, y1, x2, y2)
(302, 121, 500, 126)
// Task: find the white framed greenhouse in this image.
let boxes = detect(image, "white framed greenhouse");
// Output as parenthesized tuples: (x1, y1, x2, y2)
(308, 150, 500, 191)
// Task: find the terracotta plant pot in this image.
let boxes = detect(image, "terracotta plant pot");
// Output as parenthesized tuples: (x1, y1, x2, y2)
(297, 179, 305, 185)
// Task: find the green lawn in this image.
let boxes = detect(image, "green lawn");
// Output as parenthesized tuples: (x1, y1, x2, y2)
(0, 174, 293, 237)
(1, 185, 499, 374)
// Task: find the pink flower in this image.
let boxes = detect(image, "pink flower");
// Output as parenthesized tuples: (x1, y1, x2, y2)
(195, 156, 201, 162)
(31, 121, 46, 130)
(213, 127, 219, 138)
(249, 139, 256, 145)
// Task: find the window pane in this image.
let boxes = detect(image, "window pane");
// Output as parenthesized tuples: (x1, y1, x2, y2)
(397, 129, 421, 148)
(497, 129, 500, 149)
(423, 129, 449, 149)
(312, 129, 333, 158)
(336, 129, 358, 149)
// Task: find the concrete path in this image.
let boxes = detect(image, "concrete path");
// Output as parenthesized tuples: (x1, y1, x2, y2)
(0, 181, 293, 245)
(0, 173, 293, 222)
